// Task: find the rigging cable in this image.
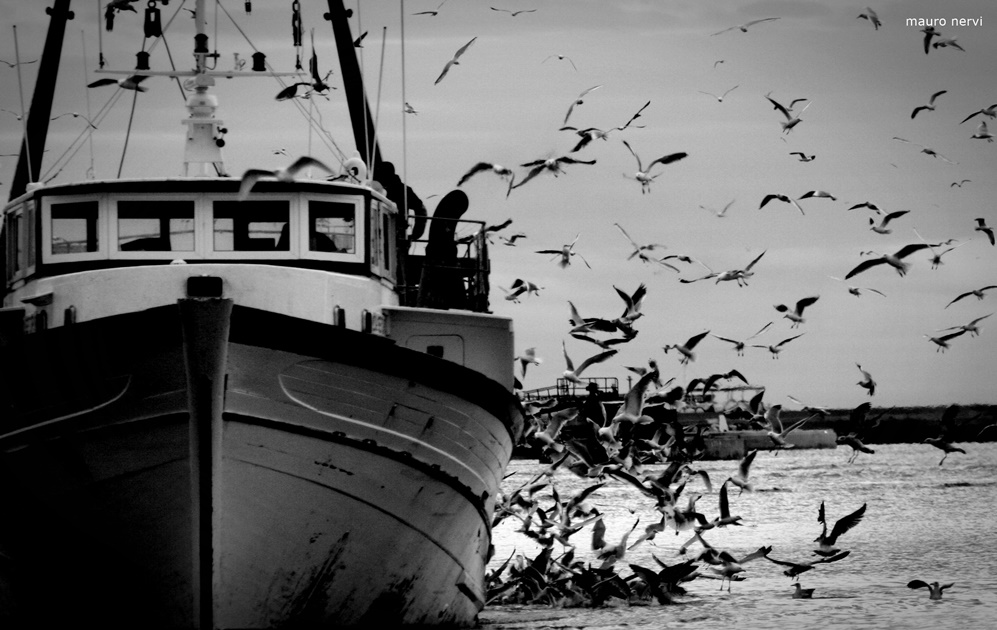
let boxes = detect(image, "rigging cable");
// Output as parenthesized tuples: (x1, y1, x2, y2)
(80, 29, 97, 178)
(369, 26, 387, 183)
(400, 0, 409, 234)
(12, 25, 34, 184)
(214, 0, 348, 166)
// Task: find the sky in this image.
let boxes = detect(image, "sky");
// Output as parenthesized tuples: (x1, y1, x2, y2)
(1, 0, 995, 409)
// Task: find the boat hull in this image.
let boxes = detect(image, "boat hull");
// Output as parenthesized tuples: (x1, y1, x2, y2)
(0, 301, 521, 628)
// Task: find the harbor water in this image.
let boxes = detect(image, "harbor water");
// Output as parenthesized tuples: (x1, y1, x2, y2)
(481, 442, 997, 629)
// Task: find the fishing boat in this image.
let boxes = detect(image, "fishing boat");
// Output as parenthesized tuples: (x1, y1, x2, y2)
(0, 1, 523, 627)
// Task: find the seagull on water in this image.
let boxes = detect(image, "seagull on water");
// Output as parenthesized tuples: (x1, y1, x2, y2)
(238, 156, 334, 201)
(711, 17, 780, 36)
(869, 210, 909, 234)
(857, 7, 881, 29)
(911, 90, 947, 119)
(908, 580, 954, 600)
(774, 296, 819, 328)
(975, 218, 995, 245)
(760, 193, 806, 215)
(945, 285, 997, 308)
(663, 330, 710, 365)
(845, 243, 933, 279)
(434, 36, 477, 85)
(793, 583, 816, 598)
(814, 501, 866, 556)
(621, 140, 688, 194)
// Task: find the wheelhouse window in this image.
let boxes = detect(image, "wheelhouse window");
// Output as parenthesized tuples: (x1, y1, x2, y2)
(308, 200, 355, 254)
(213, 200, 290, 252)
(117, 200, 195, 251)
(51, 200, 99, 254)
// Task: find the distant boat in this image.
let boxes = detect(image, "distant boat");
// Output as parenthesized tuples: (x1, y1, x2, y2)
(0, 1, 522, 627)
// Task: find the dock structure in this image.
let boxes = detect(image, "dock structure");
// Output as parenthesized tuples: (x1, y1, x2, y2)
(520, 378, 837, 460)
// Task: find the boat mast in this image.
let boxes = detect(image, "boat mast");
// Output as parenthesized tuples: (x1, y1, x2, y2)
(183, 0, 227, 176)
(324, 0, 383, 173)
(7, 0, 74, 201)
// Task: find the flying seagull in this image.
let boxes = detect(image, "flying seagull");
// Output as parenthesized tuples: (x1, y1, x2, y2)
(766, 94, 809, 133)
(622, 140, 688, 194)
(562, 84, 603, 126)
(975, 218, 995, 245)
(711, 17, 780, 36)
(760, 193, 805, 215)
(774, 296, 819, 328)
(238, 156, 334, 201)
(844, 243, 933, 279)
(892, 137, 957, 164)
(911, 90, 947, 119)
(790, 152, 816, 162)
(699, 85, 739, 103)
(542, 53, 577, 71)
(857, 7, 881, 29)
(971, 120, 994, 142)
(513, 155, 597, 190)
(959, 103, 997, 124)
(490, 7, 537, 17)
(855, 364, 876, 396)
(87, 74, 148, 92)
(945, 285, 997, 309)
(434, 36, 477, 85)
(868, 210, 910, 234)
(814, 501, 867, 556)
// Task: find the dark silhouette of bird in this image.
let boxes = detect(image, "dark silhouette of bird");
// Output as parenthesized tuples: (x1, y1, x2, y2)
(87, 74, 148, 92)
(911, 90, 947, 119)
(908, 580, 953, 600)
(238, 156, 334, 201)
(435, 37, 477, 85)
(857, 7, 881, 29)
(814, 501, 866, 556)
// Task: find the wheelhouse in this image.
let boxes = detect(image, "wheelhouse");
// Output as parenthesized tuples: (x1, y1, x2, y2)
(5, 178, 395, 287)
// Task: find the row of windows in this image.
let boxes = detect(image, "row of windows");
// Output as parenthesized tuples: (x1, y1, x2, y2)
(48, 198, 357, 257)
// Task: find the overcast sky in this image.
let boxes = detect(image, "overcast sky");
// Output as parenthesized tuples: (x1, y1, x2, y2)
(2, 0, 995, 409)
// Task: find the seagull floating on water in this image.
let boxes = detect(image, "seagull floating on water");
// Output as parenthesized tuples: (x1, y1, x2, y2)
(908, 580, 954, 600)
(792, 583, 815, 598)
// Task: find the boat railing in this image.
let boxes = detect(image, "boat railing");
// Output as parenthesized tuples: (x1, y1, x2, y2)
(401, 216, 491, 312)
(521, 377, 620, 402)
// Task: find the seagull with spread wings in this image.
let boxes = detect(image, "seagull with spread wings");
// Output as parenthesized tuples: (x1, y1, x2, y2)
(945, 285, 997, 308)
(765, 94, 809, 133)
(712, 322, 773, 356)
(774, 296, 819, 328)
(512, 155, 597, 190)
(238, 156, 334, 201)
(911, 90, 947, 119)
(536, 233, 591, 269)
(434, 36, 477, 85)
(621, 140, 688, 194)
(892, 137, 957, 164)
(562, 340, 617, 385)
(857, 7, 881, 29)
(814, 501, 867, 556)
(562, 84, 602, 126)
(663, 330, 711, 365)
(752, 333, 805, 359)
(760, 193, 806, 215)
(711, 17, 780, 36)
(699, 85, 739, 103)
(844, 243, 933, 279)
